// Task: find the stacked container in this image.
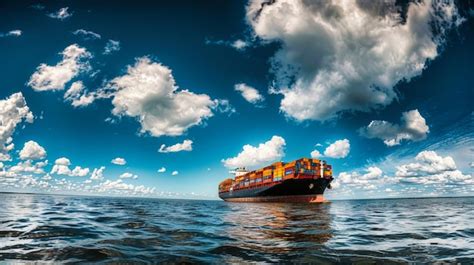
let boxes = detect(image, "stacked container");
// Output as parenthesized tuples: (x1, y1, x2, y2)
(221, 158, 333, 192)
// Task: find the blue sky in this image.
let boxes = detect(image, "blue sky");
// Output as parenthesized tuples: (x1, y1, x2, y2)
(0, 0, 473, 200)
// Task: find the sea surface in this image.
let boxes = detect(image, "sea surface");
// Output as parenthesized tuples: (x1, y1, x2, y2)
(0, 193, 473, 264)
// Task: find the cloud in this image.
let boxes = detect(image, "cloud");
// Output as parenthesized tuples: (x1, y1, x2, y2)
(119, 172, 138, 179)
(0, 92, 34, 161)
(111, 157, 127, 165)
(360, 109, 429, 146)
(310, 150, 322, 158)
(222, 135, 286, 168)
(96, 179, 155, 195)
(0, 30, 22, 37)
(231, 39, 249, 50)
(72, 29, 101, 40)
(51, 157, 90, 177)
(171, 171, 179, 176)
(9, 160, 48, 175)
(159, 140, 193, 153)
(157, 167, 166, 173)
(28, 44, 92, 91)
(329, 166, 398, 192)
(90, 166, 105, 180)
(19, 141, 47, 160)
(108, 57, 217, 137)
(48, 7, 72, 20)
(246, 0, 464, 121)
(205, 38, 250, 51)
(103, 40, 121, 55)
(324, 139, 350, 159)
(63, 81, 95, 107)
(396, 151, 473, 184)
(234, 83, 264, 104)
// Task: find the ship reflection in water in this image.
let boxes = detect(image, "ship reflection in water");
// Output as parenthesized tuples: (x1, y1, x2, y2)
(220, 202, 332, 256)
(1, 193, 474, 263)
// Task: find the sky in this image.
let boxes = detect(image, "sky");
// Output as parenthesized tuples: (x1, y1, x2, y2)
(0, 0, 473, 200)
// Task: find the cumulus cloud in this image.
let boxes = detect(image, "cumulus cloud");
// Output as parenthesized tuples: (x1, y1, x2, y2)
(103, 40, 121, 55)
(9, 160, 48, 175)
(51, 157, 90, 177)
(111, 157, 127, 165)
(90, 166, 105, 180)
(0, 30, 22, 37)
(222, 135, 286, 168)
(96, 179, 155, 195)
(72, 29, 101, 40)
(0, 92, 34, 161)
(159, 140, 193, 153)
(108, 57, 218, 137)
(234, 83, 264, 104)
(48, 7, 72, 20)
(324, 139, 350, 159)
(171, 171, 179, 176)
(28, 44, 92, 91)
(63, 81, 95, 107)
(157, 167, 166, 173)
(246, 0, 464, 121)
(19, 140, 46, 160)
(396, 151, 472, 184)
(331, 166, 390, 190)
(119, 172, 138, 179)
(360, 109, 430, 146)
(310, 150, 321, 158)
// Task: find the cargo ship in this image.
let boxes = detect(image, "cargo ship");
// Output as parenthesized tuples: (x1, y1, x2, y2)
(218, 158, 333, 203)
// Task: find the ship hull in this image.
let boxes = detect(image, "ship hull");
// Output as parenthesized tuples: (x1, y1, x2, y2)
(219, 178, 332, 203)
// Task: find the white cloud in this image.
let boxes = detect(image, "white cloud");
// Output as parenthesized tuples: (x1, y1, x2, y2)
(96, 179, 155, 195)
(331, 166, 385, 189)
(51, 157, 90, 177)
(0, 92, 34, 161)
(48, 7, 72, 20)
(231, 39, 249, 50)
(90, 166, 105, 180)
(0, 30, 22, 37)
(28, 44, 92, 91)
(108, 57, 217, 137)
(324, 139, 350, 159)
(396, 151, 472, 184)
(157, 167, 166, 173)
(120, 172, 138, 179)
(72, 29, 101, 40)
(111, 157, 127, 165)
(205, 38, 249, 51)
(171, 171, 179, 176)
(360, 109, 429, 146)
(310, 150, 321, 158)
(9, 160, 48, 175)
(234, 83, 264, 104)
(63, 81, 95, 107)
(103, 40, 121, 55)
(159, 140, 193, 153)
(222, 135, 286, 168)
(246, 0, 464, 121)
(19, 140, 47, 160)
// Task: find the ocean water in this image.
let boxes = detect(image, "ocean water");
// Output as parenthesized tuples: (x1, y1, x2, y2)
(0, 193, 473, 264)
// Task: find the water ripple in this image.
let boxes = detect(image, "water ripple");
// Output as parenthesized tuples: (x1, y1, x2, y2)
(0, 193, 473, 263)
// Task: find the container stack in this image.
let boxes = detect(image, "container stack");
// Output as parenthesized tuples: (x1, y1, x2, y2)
(218, 157, 333, 193)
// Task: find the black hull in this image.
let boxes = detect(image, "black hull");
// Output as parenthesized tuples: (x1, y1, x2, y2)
(219, 178, 332, 202)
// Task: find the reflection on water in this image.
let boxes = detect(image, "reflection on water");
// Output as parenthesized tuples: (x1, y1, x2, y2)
(0, 193, 473, 263)
(223, 203, 332, 255)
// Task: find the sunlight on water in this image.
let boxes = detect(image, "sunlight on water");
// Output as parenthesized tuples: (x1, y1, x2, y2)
(0, 193, 473, 263)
